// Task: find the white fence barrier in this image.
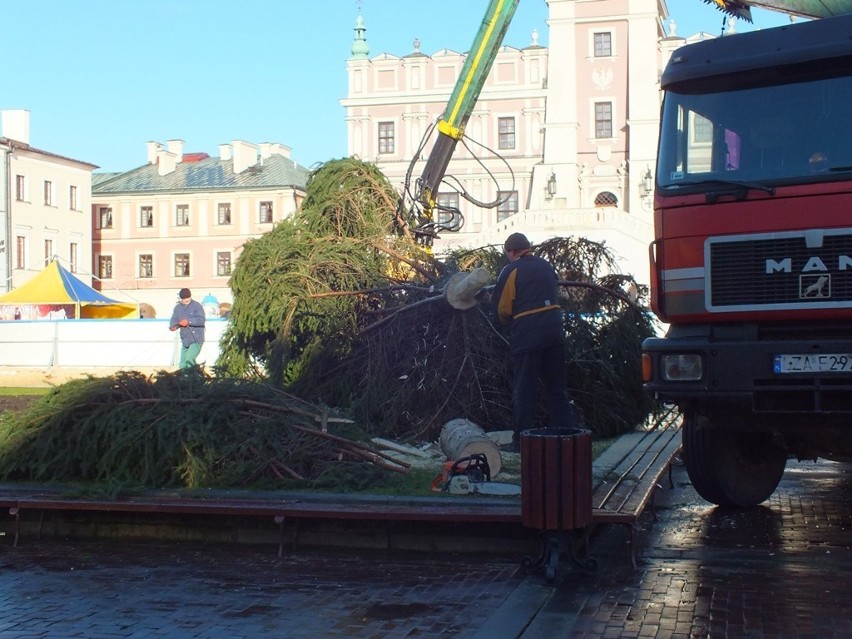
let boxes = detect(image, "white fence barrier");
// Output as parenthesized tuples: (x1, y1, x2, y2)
(0, 319, 227, 369)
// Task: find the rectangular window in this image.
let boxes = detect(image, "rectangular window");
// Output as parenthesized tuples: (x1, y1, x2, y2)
(98, 255, 113, 279)
(15, 236, 26, 269)
(593, 32, 612, 57)
(692, 113, 714, 145)
(174, 253, 190, 277)
(69, 185, 77, 210)
(497, 190, 519, 222)
(69, 243, 78, 273)
(175, 204, 190, 226)
(139, 254, 153, 278)
(378, 121, 395, 154)
(98, 207, 113, 229)
(217, 251, 232, 276)
(217, 203, 232, 225)
(15, 175, 25, 201)
(594, 102, 613, 139)
(436, 192, 459, 225)
(140, 206, 154, 227)
(259, 201, 273, 223)
(498, 117, 516, 150)
(44, 239, 53, 265)
(43, 180, 53, 206)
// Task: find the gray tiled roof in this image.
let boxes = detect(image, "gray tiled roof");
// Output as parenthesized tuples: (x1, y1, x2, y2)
(93, 154, 310, 195)
(92, 172, 123, 188)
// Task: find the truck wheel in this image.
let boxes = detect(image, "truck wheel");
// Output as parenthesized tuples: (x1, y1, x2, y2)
(713, 428, 786, 507)
(682, 413, 729, 505)
(683, 413, 786, 507)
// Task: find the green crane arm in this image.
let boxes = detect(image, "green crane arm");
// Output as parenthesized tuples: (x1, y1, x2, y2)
(408, 0, 519, 243)
(404, 0, 852, 244)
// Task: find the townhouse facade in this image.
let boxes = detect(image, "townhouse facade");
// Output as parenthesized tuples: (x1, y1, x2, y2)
(91, 140, 310, 318)
(0, 109, 96, 293)
(343, 0, 683, 282)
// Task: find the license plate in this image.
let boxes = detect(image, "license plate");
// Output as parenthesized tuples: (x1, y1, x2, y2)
(774, 353, 852, 374)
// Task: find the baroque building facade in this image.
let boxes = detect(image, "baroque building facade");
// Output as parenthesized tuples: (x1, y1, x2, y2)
(343, 0, 680, 283)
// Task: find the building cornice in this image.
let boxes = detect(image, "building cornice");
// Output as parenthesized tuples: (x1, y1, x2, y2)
(0, 137, 98, 170)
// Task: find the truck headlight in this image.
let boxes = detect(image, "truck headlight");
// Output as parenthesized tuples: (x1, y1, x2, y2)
(662, 354, 703, 381)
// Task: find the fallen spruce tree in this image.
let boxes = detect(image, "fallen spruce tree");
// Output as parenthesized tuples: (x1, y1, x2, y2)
(0, 158, 659, 490)
(0, 369, 406, 490)
(221, 157, 659, 443)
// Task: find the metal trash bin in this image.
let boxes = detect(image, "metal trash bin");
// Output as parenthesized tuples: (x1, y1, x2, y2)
(520, 427, 592, 531)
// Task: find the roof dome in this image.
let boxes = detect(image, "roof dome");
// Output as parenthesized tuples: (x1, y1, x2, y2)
(351, 14, 370, 59)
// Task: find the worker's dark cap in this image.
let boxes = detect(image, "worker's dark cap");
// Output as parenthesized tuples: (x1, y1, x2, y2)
(178, 288, 192, 299)
(504, 233, 531, 251)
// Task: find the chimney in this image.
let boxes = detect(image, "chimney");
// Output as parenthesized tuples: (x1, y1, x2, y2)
(1, 110, 31, 144)
(166, 139, 184, 162)
(218, 143, 232, 161)
(146, 141, 164, 164)
(259, 142, 291, 159)
(232, 140, 258, 174)
(157, 149, 179, 176)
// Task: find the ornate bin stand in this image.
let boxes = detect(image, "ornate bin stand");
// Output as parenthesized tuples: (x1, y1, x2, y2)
(520, 427, 597, 582)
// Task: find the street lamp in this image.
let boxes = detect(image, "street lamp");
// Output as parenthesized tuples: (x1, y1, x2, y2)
(641, 168, 654, 211)
(546, 172, 557, 198)
(642, 168, 653, 197)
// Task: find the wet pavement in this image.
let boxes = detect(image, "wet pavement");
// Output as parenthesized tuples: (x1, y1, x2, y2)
(527, 460, 852, 639)
(0, 541, 525, 638)
(0, 459, 851, 638)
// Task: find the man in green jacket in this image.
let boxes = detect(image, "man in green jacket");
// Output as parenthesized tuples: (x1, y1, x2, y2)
(169, 288, 206, 369)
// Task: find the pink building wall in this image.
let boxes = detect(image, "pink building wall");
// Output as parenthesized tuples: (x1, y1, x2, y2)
(92, 141, 308, 317)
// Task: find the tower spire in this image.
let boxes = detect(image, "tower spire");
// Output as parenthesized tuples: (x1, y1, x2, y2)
(351, 8, 369, 59)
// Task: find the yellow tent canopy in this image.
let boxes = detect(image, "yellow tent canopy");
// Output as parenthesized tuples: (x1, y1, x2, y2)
(0, 261, 138, 319)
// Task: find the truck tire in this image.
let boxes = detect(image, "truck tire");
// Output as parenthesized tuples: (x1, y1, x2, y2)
(682, 413, 729, 505)
(683, 413, 786, 507)
(713, 428, 786, 507)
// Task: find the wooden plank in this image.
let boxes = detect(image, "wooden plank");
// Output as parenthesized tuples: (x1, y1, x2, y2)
(591, 426, 680, 513)
(611, 438, 681, 517)
(10, 496, 522, 524)
(591, 423, 679, 511)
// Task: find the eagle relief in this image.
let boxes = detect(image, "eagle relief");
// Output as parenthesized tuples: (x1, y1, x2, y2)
(592, 66, 613, 91)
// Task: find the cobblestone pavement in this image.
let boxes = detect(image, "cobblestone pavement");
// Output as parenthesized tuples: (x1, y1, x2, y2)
(525, 460, 852, 639)
(1, 460, 851, 638)
(0, 540, 529, 638)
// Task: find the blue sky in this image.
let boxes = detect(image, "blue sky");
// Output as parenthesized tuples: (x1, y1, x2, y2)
(3, 1, 794, 174)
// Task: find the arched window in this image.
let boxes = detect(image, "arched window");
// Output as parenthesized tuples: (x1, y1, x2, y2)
(594, 191, 618, 207)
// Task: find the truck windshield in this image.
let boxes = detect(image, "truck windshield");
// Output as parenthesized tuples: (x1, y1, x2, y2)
(657, 72, 852, 191)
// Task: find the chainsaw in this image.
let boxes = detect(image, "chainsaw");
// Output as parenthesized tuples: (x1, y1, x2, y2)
(431, 454, 490, 493)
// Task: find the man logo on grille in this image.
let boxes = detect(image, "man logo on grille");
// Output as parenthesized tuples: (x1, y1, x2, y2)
(801, 274, 830, 298)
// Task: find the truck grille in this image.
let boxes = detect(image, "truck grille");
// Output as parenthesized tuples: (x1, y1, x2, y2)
(708, 230, 852, 310)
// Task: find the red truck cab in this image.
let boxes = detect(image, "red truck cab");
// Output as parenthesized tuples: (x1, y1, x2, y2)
(642, 14, 852, 506)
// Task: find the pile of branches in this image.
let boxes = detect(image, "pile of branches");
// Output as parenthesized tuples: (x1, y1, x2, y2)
(0, 370, 406, 490)
(292, 284, 514, 441)
(291, 237, 658, 441)
(218, 157, 659, 443)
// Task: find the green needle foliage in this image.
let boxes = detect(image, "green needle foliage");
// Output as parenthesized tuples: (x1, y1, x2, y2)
(289, 237, 659, 441)
(216, 157, 659, 442)
(218, 158, 441, 384)
(0, 369, 389, 490)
